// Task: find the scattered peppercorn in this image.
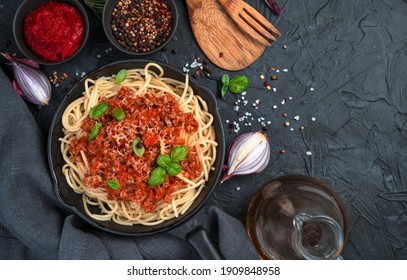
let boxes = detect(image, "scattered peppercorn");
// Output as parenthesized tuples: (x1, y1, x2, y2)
(284, 121, 290, 127)
(203, 64, 211, 77)
(282, 112, 288, 118)
(271, 74, 279, 80)
(300, 125, 305, 130)
(280, 149, 286, 154)
(262, 125, 269, 131)
(172, 48, 178, 54)
(283, 45, 287, 49)
(111, 0, 173, 53)
(49, 71, 69, 85)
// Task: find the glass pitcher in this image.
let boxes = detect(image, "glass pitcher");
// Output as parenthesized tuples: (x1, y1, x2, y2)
(246, 174, 349, 260)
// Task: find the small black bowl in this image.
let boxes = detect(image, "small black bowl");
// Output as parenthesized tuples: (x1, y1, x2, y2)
(103, 0, 178, 55)
(13, 0, 89, 65)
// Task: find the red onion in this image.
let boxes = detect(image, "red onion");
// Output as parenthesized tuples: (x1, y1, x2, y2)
(220, 131, 270, 184)
(1, 53, 51, 106)
(264, 0, 282, 15)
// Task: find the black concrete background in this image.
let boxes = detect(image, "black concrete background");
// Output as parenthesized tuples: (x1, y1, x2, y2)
(1, 0, 406, 259)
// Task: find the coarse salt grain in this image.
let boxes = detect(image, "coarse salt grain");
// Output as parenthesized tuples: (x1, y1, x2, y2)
(241, 91, 246, 95)
(294, 116, 300, 121)
(272, 88, 277, 92)
(306, 151, 312, 156)
(310, 87, 314, 91)
(311, 117, 316, 121)
(190, 60, 199, 68)
(273, 105, 277, 109)
(283, 69, 288, 72)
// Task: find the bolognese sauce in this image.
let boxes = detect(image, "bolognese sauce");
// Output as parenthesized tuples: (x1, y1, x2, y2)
(69, 87, 202, 212)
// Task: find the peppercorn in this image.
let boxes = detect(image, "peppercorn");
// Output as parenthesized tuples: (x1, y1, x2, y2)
(282, 112, 288, 118)
(280, 149, 286, 154)
(300, 125, 305, 130)
(284, 121, 290, 127)
(271, 74, 279, 80)
(136, 142, 143, 149)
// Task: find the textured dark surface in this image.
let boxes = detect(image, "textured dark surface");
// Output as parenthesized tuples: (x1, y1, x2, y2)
(1, 0, 406, 259)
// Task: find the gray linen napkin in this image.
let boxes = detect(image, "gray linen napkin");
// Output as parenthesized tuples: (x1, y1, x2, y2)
(0, 68, 258, 260)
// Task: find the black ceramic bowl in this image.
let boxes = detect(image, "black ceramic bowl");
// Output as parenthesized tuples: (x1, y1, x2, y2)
(102, 0, 178, 55)
(48, 60, 225, 236)
(13, 0, 89, 65)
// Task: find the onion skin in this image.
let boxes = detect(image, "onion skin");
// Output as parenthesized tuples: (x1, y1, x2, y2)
(1, 53, 51, 106)
(220, 131, 270, 184)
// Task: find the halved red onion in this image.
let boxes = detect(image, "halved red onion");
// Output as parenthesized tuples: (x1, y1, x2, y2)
(220, 131, 270, 184)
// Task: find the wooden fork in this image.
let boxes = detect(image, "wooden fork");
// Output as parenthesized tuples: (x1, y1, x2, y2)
(217, 0, 281, 46)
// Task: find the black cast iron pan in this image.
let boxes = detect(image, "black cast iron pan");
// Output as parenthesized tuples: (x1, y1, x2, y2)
(47, 60, 225, 247)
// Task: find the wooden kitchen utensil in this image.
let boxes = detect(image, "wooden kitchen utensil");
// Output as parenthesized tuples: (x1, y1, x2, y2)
(186, 0, 274, 71)
(217, 0, 281, 46)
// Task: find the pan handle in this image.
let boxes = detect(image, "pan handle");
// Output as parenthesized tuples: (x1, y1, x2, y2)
(186, 226, 223, 260)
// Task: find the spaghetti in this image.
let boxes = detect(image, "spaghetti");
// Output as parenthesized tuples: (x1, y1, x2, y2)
(59, 63, 217, 226)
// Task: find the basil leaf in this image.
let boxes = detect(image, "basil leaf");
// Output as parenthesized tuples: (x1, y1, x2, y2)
(221, 84, 228, 97)
(157, 154, 171, 168)
(171, 145, 188, 163)
(88, 122, 102, 141)
(228, 75, 250, 94)
(107, 179, 120, 190)
(221, 74, 230, 85)
(166, 162, 182, 176)
(115, 69, 127, 84)
(89, 102, 109, 118)
(132, 137, 145, 157)
(112, 108, 125, 121)
(148, 167, 166, 186)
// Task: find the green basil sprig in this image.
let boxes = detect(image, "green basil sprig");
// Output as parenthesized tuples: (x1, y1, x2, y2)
(115, 69, 127, 84)
(89, 102, 109, 118)
(220, 74, 250, 97)
(112, 108, 125, 121)
(148, 145, 188, 186)
(107, 179, 120, 190)
(88, 122, 102, 141)
(132, 137, 145, 157)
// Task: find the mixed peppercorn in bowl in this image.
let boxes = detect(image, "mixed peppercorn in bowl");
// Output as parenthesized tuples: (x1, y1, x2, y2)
(103, 0, 178, 55)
